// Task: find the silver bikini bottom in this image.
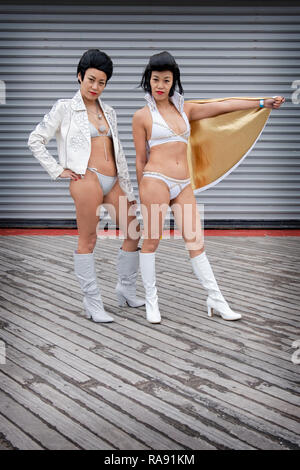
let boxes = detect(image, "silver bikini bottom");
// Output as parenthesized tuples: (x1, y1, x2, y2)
(143, 171, 191, 200)
(87, 167, 117, 196)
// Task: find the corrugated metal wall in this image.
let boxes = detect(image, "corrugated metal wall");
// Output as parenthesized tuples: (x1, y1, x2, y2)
(0, 3, 299, 227)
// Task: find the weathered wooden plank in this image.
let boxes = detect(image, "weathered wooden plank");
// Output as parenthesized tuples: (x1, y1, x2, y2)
(90, 383, 254, 450)
(150, 388, 290, 451)
(0, 412, 43, 450)
(2, 290, 299, 414)
(29, 382, 148, 450)
(1, 278, 298, 414)
(1, 275, 299, 389)
(2, 237, 298, 326)
(0, 234, 299, 451)
(0, 372, 113, 450)
(196, 384, 300, 442)
(3, 318, 299, 447)
(6, 270, 286, 370)
(7, 348, 186, 450)
(0, 313, 147, 387)
(144, 345, 300, 402)
(0, 388, 75, 450)
(111, 319, 299, 386)
(94, 344, 300, 425)
(92, 377, 300, 448)
(0, 278, 193, 353)
(1, 256, 297, 364)
(0, 314, 278, 449)
(0, 329, 90, 384)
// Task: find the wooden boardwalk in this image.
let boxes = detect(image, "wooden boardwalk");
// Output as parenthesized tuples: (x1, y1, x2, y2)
(0, 234, 299, 450)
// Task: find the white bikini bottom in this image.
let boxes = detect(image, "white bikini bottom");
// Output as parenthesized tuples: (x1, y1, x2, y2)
(87, 167, 117, 196)
(143, 171, 191, 200)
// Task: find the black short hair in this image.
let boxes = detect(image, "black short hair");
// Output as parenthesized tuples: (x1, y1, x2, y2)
(140, 51, 183, 97)
(77, 49, 113, 84)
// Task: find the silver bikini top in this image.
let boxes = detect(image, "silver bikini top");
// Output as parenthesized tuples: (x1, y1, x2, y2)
(144, 91, 190, 150)
(89, 121, 112, 138)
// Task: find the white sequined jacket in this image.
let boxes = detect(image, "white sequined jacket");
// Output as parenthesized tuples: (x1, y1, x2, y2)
(28, 90, 135, 201)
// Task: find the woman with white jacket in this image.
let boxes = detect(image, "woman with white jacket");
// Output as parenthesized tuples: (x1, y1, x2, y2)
(28, 49, 144, 323)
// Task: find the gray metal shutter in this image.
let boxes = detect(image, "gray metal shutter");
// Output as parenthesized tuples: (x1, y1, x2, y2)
(0, 3, 299, 228)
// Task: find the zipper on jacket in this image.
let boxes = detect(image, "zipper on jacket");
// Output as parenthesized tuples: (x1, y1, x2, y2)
(65, 109, 71, 168)
(103, 107, 118, 158)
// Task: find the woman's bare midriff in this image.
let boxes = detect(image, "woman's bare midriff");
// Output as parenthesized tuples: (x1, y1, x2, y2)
(144, 141, 190, 179)
(87, 136, 117, 176)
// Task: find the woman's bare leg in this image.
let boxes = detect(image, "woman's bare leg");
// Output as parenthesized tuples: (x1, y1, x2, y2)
(138, 176, 171, 323)
(69, 170, 104, 253)
(171, 184, 205, 258)
(172, 185, 241, 320)
(69, 171, 114, 322)
(139, 176, 170, 252)
(103, 180, 145, 307)
(103, 180, 141, 252)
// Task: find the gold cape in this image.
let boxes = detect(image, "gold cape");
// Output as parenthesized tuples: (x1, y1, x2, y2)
(186, 97, 273, 192)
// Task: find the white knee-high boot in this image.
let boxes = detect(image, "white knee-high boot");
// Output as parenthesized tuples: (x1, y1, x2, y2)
(115, 248, 145, 308)
(139, 252, 161, 324)
(191, 252, 242, 321)
(73, 251, 114, 323)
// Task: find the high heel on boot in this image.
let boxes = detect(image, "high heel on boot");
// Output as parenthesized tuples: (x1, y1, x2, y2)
(191, 252, 242, 321)
(207, 297, 241, 321)
(116, 291, 128, 307)
(73, 251, 114, 323)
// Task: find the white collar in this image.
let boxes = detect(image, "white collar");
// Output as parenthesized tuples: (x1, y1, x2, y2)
(71, 89, 112, 114)
(144, 90, 184, 113)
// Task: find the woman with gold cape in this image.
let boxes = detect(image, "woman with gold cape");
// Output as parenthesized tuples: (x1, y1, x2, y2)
(132, 51, 285, 325)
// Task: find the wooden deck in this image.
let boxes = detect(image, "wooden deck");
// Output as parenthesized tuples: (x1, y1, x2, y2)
(0, 234, 299, 450)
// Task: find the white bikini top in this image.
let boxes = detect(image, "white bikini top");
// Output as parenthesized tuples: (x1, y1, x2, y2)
(145, 91, 190, 151)
(89, 121, 112, 138)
